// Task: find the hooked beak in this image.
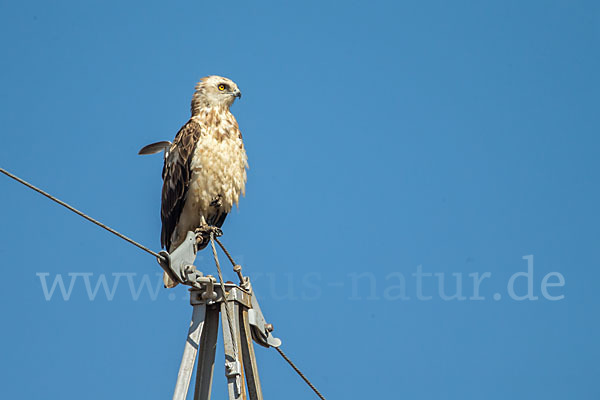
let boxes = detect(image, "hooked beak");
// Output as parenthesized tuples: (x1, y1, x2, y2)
(234, 89, 242, 99)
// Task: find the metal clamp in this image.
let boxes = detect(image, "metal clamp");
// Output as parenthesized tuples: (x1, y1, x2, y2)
(225, 360, 242, 378)
(246, 280, 282, 348)
(225, 360, 242, 397)
(157, 231, 202, 287)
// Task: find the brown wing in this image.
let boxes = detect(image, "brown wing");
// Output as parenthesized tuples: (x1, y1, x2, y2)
(161, 119, 203, 250)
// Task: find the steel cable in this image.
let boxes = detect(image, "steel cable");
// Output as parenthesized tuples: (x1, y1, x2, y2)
(1, 166, 326, 400)
(0, 167, 163, 261)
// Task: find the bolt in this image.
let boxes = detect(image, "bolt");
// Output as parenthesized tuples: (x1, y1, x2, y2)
(233, 264, 245, 284)
(185, 265, 196, 273)
(265, 323, 274, 332)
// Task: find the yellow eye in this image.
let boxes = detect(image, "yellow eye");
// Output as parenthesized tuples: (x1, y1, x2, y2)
(218, 84, 226, 91)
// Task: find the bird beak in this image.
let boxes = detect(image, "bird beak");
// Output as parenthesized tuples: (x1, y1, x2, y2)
(235, 90, 242, 99)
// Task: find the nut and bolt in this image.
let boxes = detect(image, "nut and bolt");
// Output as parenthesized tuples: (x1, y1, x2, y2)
(185, 265, 196, 273)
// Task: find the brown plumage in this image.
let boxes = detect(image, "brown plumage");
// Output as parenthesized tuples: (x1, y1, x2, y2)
(140, 76, 247, 287)
(160, 119, 203, 250)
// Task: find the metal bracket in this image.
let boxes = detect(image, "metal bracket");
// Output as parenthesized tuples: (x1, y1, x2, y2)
(157, 231, 203, 287)
(225, 360, 242, 394)
(246, 281, 282, 348)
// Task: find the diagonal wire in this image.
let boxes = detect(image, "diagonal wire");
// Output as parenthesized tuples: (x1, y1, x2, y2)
(0, 167, 164, 261)
(213, 237, 327, 400)
(2, 165, 326, 400)
(275, 347, 327, 400)
(209, 233, 239, 359)
(214, 237, 236, 267)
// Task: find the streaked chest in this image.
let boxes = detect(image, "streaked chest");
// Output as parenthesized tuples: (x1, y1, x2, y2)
(187, 111, 248, 212)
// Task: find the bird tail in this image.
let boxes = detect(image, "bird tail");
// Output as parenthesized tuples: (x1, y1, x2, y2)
(138, 141, 171, 155)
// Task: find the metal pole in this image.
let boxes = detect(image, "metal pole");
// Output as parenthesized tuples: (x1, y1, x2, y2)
(240, 308, 263, 400)
(168, 277, 276, 400)
(222, 301, 245, 400)
(193, 304, 219, 400)
(173, 303, 207, 400)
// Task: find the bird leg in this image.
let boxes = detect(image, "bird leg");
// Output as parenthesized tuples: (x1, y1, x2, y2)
(194, 225, 223, 250)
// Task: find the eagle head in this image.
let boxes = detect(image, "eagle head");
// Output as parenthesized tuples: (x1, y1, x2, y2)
(191, 75, 241, 115)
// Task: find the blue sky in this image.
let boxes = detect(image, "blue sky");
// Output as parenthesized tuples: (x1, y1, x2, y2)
(0, 1, 598, 399)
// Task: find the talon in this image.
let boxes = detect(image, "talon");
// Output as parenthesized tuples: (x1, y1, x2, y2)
(193, 226, 223, 246)
(195, 234, 206, 246)
(194, 225, 209, 235)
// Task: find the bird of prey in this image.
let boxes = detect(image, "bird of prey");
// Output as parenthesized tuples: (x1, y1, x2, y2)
(139, 76, 247, 287)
